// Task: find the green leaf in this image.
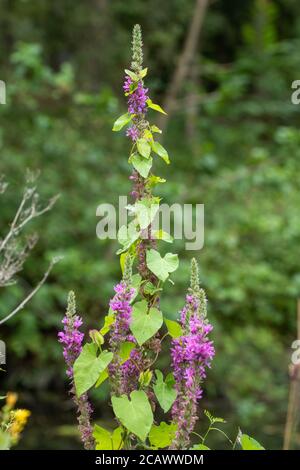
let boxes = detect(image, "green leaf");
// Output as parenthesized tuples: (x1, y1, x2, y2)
(130, 272, 142, 303)
(146, 249, 179, 282)
(112, 112, 132, 131)
(137, 138, 151, 159)
(74, 344, 113, 396)
(204, 410, 226, 424)
(130, 300, 163, 346)
(111, 390, 153, 442)
(131, 153, 152, 178)
(151, 141, 170, 164)
(147, 98, 167, 115)
(139, 68, 148, 79)
(147, 175, 166, 188)
(153, 229, 173, 243)
(153, 370, 177, 413)
(119, 341, 136, 362)
(117, 222, 140, 254)
(240, 434, 265, 450)
(164, 318, 183, 338)
(100, 313, 115, 336)
(190, 444, 210, 450)
(143, 281, 162, 296)
(93, 425, 123, 450)
(151, 125, 162, 134)
(124, 69, 139, 82)
(134, 199, 159, 230)
(149, 422, 177, 448)
(95, 369, 109, 388)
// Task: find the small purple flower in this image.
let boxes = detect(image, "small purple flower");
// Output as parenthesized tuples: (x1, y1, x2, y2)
(123, 75, 132, 94)
(170, 291, 215, 450)
(58, 292, 95, 450)
(124, 74, 149, 115)
(108, 281, 142, 395)
(126, 125, 139, 141)
(58, 314, 84, 377)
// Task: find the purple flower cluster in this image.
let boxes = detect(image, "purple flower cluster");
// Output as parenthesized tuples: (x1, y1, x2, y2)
(109, 282, 135, 346)
(58, 315, 83, 378)
(171, 294, 215, 449)
(124, 75, 149, 115)
(108, 282, 142, 395)
(126, 125, 139, 141)
(58, 293, 95, 450)
(120, 349, 143, 395)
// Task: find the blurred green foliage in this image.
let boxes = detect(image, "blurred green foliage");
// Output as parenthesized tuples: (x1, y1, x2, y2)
(1, 0, 300, 449)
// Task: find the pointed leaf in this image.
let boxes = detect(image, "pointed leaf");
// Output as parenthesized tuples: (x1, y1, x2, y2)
(124, 69, 139, 82)
(240, 434, 264, 450)
(164, 318, 183, 338)
(153, 369, 177, 413)
(147, 99, 167, 115)
(152, 141, 170, 164)
(112, 112, 133, 131)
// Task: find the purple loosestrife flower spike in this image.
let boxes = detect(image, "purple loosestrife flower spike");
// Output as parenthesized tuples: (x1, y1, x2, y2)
(58, 291, 95, 450)
(108, 255, 142, 395)
(170, 259, 215, 450)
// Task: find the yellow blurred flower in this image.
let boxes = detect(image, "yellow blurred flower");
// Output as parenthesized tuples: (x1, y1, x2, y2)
(9, 409, 31, 440)
(6, 392, 18, 409)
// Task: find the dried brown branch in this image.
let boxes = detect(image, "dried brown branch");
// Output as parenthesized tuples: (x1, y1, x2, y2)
(0, 173, 60, 325)
(0, 256, 62, 326)
(0, 173, 59, 286)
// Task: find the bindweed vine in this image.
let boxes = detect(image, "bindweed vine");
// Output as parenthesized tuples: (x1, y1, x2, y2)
(59, 25, 265, 451)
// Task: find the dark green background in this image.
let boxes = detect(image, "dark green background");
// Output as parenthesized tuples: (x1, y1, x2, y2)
(1, 0, 300, 449)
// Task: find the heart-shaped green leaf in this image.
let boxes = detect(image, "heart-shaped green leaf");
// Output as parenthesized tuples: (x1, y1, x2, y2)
(117, 222, 140, 254)
(74, 344, 113, 396)
(93, 425, 123, 450)
(131, 153, 152, 178)
(153, 370, 177, 413)
(146, 249, 179, 282)
(134, 199, 159, 230)
(130, 300, 163, 346)
(111, 390, 153, 442)
(149, 422, 177, 448)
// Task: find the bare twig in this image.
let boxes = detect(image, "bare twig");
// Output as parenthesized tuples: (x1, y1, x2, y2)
(0, 256, 62, 326)
(0, 173, 60, 325)
(0, 175, 59, 286)
(0, 187, 59, 254)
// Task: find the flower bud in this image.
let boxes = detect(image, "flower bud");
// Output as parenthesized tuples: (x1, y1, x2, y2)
(89, 329, 104, 347)
(139, 369, 153, 387)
